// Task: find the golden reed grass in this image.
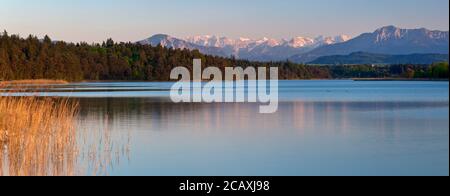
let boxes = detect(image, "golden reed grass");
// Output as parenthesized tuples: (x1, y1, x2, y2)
(0, 95, 79, 176)
(0, 83, 129, 176)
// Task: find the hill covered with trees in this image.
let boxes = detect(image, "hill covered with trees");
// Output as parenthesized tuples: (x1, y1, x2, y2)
(0, 31, 448, 81)
(310, 52, 449, 65)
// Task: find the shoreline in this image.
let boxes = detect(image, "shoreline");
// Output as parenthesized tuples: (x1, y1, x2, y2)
(0, 79, 69, 85)
(1, 78, 448, 84)
(78, 78, 449, 83)
(352, 78, 449, 81)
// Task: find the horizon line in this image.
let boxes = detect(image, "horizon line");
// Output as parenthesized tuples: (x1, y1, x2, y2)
(1, 25, 449, 44)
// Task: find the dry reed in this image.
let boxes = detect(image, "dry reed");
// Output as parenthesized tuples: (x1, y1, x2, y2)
(0, 95, 79, 176)
(0, 84, 129, 176)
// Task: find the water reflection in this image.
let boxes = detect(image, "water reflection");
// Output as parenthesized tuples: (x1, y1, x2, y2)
(75, 97, 448, 175)
(75, 114, 131, 176)
(78, 98, 448, 139)
(2, 80, 448, 175)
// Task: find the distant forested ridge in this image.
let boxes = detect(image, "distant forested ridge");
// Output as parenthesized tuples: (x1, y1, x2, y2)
(0, 32, 448, 81)
(310, 52, 449, 65)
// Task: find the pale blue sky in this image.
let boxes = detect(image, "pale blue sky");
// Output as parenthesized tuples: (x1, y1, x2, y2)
(1, 0, 448, 43)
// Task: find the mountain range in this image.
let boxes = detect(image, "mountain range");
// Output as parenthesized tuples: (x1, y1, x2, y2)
(138, 26, 449, 64)
(138, 34, 351, 61)
(291, 26, 449, 63)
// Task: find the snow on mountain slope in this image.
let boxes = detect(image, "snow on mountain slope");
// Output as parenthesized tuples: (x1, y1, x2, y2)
(290, 26, 449, 63)
(140, 34, 350, 61)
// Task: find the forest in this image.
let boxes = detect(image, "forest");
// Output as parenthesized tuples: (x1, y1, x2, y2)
(0, 31, 448, 81)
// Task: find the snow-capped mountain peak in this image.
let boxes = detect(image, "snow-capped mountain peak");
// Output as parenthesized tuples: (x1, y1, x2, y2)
(255, 37, 281, 47)
(314, 35, 352, 46)
(374, 25, 404, 42)
(183, 34, 351, 49)
(238, 37, 251, 42)
(372, 25, 450, 44)
(287, 37, 315, 48)
(138, 34, 188, 48)
(290, 26, 449, 63)
(139, 33, 352, 61)
(334, 35, 352, 42)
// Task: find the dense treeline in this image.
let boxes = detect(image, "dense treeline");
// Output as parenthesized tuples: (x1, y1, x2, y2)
(0, 31, 329, 81)
(328, 63, 449, 79)
(0, 31, 448, 81)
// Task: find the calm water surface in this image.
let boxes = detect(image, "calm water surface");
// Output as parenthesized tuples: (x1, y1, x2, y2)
(5, 80, 450, 176)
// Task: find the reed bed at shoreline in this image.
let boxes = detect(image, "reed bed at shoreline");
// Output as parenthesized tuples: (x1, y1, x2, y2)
(0, 84, 130, 176)
(0, 95, 79, 176)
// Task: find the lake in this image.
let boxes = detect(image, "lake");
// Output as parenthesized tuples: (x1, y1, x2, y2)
(2, 80, 449, 176)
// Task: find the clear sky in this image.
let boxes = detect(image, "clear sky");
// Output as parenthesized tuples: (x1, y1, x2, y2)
(1, 0, 448, 43)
